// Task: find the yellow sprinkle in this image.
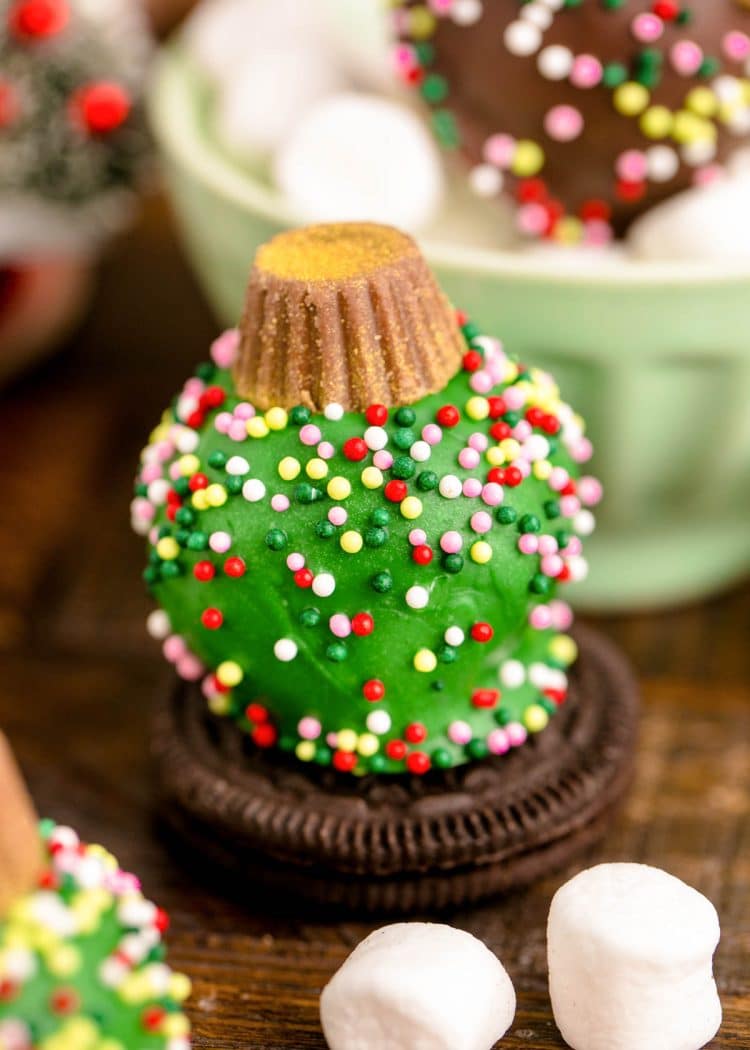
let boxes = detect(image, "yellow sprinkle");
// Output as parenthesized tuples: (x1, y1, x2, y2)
(414, 649, 437, 673)
(549, 634, 578, 666)
(499, 438, 521, 461)
(327, 476, 352, 501)
(156, 537, 179, 561)
(340, 530, 363, 554)
(357, 733, 379, 757)
(486, 446, 505, 467)
(686, 87, 718, 118)
(206, 483, 227, 507)
(149, 421, 170, 444)
(614, 82, 650, 116)
(246, 416, 269, 438)
(361, 466, 384, 489)
(400, 496, 423, 520)
(168, 972, 192, 1002)
(46, 945, 81, 977)
(278, 456, 301, 481)
(100, 1041, 126, 1050)
(216, 660, 243, 687)
(554, 217, 583, 245)
(512, 139, 545, 177)
(163, 1015, 190, 1038)
(178, 454, 200, 477)
(208, 693, 231, 715)
(337, 729, 358, 752)
(672, 110, 715, 144)
(296, 741, 316, 762)
(533, 460, 553, 481)
(409, 5, 436, 38)
(470, 541, 493, 564)
(503, 361, 519, 383)
(191, 489, 209, 511)
(265, 407, 288, 430)
(640, 105, 673, 139)
(524, 704, 550, 733)
(305, 457, 328, 480)
(465, 396, 489, 421)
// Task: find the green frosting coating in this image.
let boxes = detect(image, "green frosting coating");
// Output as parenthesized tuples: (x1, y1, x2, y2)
(133, 322, 600, 775)
(0, 821, 191, 1050)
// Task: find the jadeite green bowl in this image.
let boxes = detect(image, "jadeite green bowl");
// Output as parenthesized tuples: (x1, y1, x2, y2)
(149, 42, 750, 611)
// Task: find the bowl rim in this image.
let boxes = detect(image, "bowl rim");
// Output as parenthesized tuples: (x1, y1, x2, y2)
(149, 40, 750, 291)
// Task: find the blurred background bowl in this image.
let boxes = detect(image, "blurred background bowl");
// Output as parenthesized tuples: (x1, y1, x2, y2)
(149, 41, 750, 612)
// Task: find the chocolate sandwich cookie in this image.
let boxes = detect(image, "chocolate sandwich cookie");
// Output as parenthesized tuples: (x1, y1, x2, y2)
(153, 624, 637, 913)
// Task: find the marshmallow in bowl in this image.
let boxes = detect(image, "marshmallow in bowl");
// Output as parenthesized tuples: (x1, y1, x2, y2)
(320, 923, 516, 1050)
(628, 170, 750, 263)
(548, 863, 722, 1050)
(273, 93, 444, 233)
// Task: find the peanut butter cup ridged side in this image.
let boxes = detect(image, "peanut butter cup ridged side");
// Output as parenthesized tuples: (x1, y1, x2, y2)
(233, 223, 465, 412)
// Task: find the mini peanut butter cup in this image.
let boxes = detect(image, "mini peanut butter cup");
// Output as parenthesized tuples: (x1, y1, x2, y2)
(0, 733, 43, 918)
(233, 223, 465, 412)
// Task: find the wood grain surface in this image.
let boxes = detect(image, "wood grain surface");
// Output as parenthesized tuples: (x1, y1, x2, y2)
(0, 198, 748, 1048)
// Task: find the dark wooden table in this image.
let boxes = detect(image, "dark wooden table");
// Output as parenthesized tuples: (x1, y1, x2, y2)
(1, 198, 748, 1048)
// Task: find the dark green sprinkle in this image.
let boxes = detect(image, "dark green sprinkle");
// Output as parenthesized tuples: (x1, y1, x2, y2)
(290, 405, 311, 425)
(265, 528, 288, 551)
(316, 520, 335, 539)
(175, 529, 190, 547)
(365, 526, 388, 548)
(395, 407, 416, 427)
(443, 554, 464, 574)
(544, 500, 560, 520)
(371, 508, 390, 526)
(175, 507, 196, 526)
(226, 476, 244, 495)
(467, 739, 489, 760)
(299, 607, 321, 627)
(369, 754, 388, 773)
(371, 571, 393, 593)
(208, 450, 227, 469)
(391, 455, 416, 480)
(160, 561, 181, 580)
(327, 642, 348, 663)
(315, 745, 333, 766)
(186, 532, 208, 551)
(195, 362, 215, 381)
(519, 513, 541, 534)
(530, 573, 552, 596)
(432, 748, 453, 770)
(416, 470, 439, 491)
(496, 505, 518, 525)
(392, 428, 415, 450)
(437, 644, 457, 664)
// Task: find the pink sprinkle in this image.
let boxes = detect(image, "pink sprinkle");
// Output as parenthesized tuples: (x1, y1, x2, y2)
(549, 466, 570, 491)
(328, 506, 347, 526)
(409, 528, 427, 546)
(429, 0, 453, 12)
(286, 552, 305, 571)
(483, 132, 516, 168)
(298, 717, 322, 740)
(544, 103, 584, 142)
(565, 536, 583, 557)
(459, 447, 480, 470)
(503, 386, 526, 411)
(329, 613, 352, 638)
(541, 553, 564, 578)
(671, 39, 703, 76)
(469, 432, 488, 453)
(228, 419, 248, 442)
(210, 328, 240, 368)
(392, 43, 416, 72)
(513, 420, 532, 442)
(234, 402, 255, 420)
(209, 531, 232, 553)
(530, 604, 553, 630)
(440, 530, 463, 554)
(632, 13, 663, 43)
(154, 440, 175, 462)
(517, 202, 549, 237)
(132, 498, 154, 522)
(300, 424, 321, 446)
(584, 220, 614, 247)
(463, 478, 482, 498)
(693, 164, 723, 188)
(163, 635, 186, 663)
(549, 599, 574, 631)
(616, 149, 648, 183)
(326, 732, 339, 748)
(578, 476, 603, 506)
(572, 436, 593, 463)
(486, 358, 506, 384)
(487, 728, 510, 755)
(506, 722, 528, 747)
(570, 54, 602, 89)
(374, 450, 393, 469)
(422, 423, 442, 445)
(519, 534, 539, 555)
(471, 510, 492, 534)
(168, 462, 181, 481)
(140, 463, 162, 484)
(318, 441, 335, 459)
(724, 30, 750, 62)
(538, 534, 559, 556)
(470, 371, 493, 394)
(271, 494, 290, 512)
(518, 459, 532, 479)
(481, 482, 503, 507)
(448, 720, 473, 745)
(147, 527, 160, 546)
(215, 411, 233, 434)
(560, 495, 581, 517)
(183, 378, 204, 397)
(177, 654, 204, 681)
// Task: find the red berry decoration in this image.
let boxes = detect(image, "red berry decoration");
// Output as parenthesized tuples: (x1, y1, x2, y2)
(188, 473, 208, 491)
(72, 81, 131, 136)
(504, 466, 522, 487)
(351, 612, 374, 636)
(462, 349, 482, 372)
(471, 622, 494, 643)
(9, 0, 69, 39)
(363, 679, 385, 702)
(200, 385, 226, 409)
(343, 437, 368, 462)
(487, 397, 506, 419)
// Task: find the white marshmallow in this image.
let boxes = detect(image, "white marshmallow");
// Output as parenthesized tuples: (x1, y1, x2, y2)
(216, 42, 346, 158)
(628, 171, 750, 263)
(548, 863, 722, 1050)
(273, 93, 444, 234)
(320, 922, 516, 1050)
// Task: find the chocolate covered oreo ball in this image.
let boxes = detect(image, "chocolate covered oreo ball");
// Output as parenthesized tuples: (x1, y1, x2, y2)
(392, 0, 750, 242)
(133, 223, 600, 777)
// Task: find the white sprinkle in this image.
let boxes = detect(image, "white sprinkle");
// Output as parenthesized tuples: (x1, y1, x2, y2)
(469, 163, 504, 198)
(410, 440, 431, 462)
(312, 572, 336, 598)
(146, 609, 171, 640)
(406, 585, 430, 610)
(537, 44, 574, 80)
(147, 479, 170, 506)
(366, 710, 392, 735)
(504, 19, 542, 56)
(324, 403, 344, 421)
(242, 478, 266, 502)
(439, 474, 462, 499)
(364, 426, 388, 451)
(574, 509, 596, 537)
(226, 455, 250, 475)
(274, 638, 298, 662)
(500, 660, 526, 689)
(444, 626, 465, 647)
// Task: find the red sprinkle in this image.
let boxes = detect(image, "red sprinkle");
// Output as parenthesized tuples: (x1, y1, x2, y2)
(201, 608, 223, 630)
(71, 81, 131, 135)
(504, 466, 522, 487)
(488, 397, 507, 419)
(462, 350, 483, 372)
(490, 421, 511, 441)
(404, 722, 427, 744)
(471, 622, 494, 643)
(343, 437, 368, 462)
(333, 750, 357, 773)
(224, 556, 246, 577)
(294, 568, 314, 588)
(412, 544, 433, 566)
(365, 404, 388, 426)
(194, 561, 215, 582)
(142, 1006, 167, 1033)
(384, 479, 408, 503)
(363, 679, 385, 702)
(253, 723, 277, 748)
(436, 405, 460, 428)
(471, 688, 500, 709)
(188, 473, 208, 491)
(246, 702, 268, 724)
(406, 751, 431, 775)
(385, 739, 407, 761)
(9, 0, 69, 39)
(351, 612, 374, 636)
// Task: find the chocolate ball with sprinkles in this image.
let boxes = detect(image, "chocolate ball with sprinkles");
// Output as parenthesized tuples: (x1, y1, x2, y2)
(391, 1, 750, 244)
(0, 733, 191, 1050)
(134, 222, 599, 778)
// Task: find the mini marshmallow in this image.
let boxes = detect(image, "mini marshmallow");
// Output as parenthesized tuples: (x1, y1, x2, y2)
(320, 922, 515, 1050)
(273, 93, 444, 234)
(628, 170, 750, 263)
(548, 863, 722, 1050)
